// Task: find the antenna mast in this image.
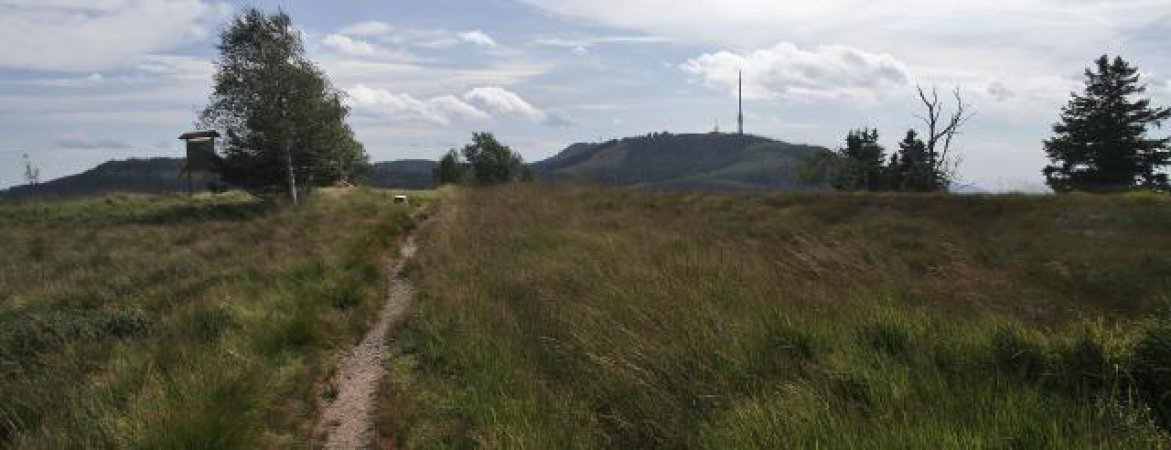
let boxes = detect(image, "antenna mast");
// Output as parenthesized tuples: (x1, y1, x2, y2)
(737, 70, 744, 136)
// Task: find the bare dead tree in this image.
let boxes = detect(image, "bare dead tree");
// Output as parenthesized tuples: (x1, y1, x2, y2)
(915, 86, 974, 189)
(22, 153, 40, 186)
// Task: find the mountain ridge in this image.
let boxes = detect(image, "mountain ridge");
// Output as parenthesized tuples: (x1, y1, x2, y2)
(535, 132, 828, 190)
(1, 133, 828, 199)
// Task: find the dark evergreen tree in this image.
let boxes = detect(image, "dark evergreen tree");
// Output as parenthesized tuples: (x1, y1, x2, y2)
(200, 8, 368, 200)
(460, 132, 529, 184)
(832, 128, 887, 191)
(892, 130, 940, 191)
(1043, 55, 1171, 192)
(433, 150, 468, 185)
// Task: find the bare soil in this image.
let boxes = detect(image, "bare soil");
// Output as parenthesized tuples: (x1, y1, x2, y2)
(316, 231, 418, 449)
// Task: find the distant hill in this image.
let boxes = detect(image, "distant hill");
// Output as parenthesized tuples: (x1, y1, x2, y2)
(1, 133, 828, 200)
(366, 159, 436, 190)
(0, 158, 192, 201)
(0, 157, 438, 201)
(534, 132, 829, 191)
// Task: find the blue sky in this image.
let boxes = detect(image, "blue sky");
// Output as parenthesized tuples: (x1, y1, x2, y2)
(2, 0, 1170, 191)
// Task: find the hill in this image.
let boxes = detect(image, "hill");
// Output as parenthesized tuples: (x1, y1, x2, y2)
(1, 157, 191, 200)
(366, 159, 437, 190)
(1, 133, 826, 200)
(533, 132, 829, 190)
(1, 157, 438, 201)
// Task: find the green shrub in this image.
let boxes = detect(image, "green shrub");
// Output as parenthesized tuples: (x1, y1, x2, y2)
(1052, 332, 1109, 395)
(1130, 315, 1171, 429)
(858, 319, 911, 357)
(991, 325, 1049, 381)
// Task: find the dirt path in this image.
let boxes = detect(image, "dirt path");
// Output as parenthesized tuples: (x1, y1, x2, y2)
(316, 229, 419, 449)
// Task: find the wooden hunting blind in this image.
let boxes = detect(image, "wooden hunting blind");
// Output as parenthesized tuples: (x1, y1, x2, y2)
(179, 130, 220, 194)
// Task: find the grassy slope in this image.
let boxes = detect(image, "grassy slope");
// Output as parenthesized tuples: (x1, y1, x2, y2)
(392, 185, 1171, 448)
(536, 134, 825, 190)
(0, 189, 416, 448)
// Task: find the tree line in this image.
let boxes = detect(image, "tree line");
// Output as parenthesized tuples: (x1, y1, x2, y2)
(804, 86, 971, 192)
(199, 9, 1166, 198)
(196, 8, 530, 201)
(433, 132, 533, 186)
(817, 55, 1168, 193)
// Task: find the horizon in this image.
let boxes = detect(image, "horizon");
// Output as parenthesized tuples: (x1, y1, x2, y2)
(3, 0, 1170, 192)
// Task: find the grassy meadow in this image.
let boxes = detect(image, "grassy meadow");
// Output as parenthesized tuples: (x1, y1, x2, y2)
(387, 185, 1171, 448)
(0, 189, 417, 448)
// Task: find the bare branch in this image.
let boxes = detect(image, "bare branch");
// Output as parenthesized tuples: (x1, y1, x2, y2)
(914, 84, 975, 190)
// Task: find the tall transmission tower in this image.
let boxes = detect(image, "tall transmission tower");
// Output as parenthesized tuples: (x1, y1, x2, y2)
(737, 70, 744, 136)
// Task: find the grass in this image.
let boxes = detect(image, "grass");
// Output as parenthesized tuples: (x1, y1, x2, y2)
(0, 188, 420, 448)
(389, 185, 1171, 448)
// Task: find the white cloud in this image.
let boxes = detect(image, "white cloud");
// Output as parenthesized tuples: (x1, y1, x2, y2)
(462, 86, 575, 127)
(345, 85, 573, 128)
(459, 30, 498, 48)
(323, 34, 380, 57)
(0, 0, 230, 72)
(519, 0, 1170, 99)
(52, 132, 134, 149)
(463, 86, 546, 121)
(334, 22, 506, 51)
(338, 21, 394, 37)
(682, 42, 910, 101)
(541, 110, 578, 127)
(28, 73, 106, 88)
(133, 54, 214, 80)
(346, 84, 489, 126)
(531, 35, 669, 55)
(519, 1, 1164, 49)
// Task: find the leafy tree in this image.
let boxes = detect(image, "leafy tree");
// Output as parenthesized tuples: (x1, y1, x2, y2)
(433, 150, 468, 185)
(891, 130, 940, 191)
(460, 132, 529, 184)
(832, 128, 887, 191)
(1043, 55, 1171, 192)
(200, 8, 368, 202)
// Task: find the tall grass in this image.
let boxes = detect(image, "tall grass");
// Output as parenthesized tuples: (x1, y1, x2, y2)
(0, 188, 416, 448)
(392, 185, 1171, 448)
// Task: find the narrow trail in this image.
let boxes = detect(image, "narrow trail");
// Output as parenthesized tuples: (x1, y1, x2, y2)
(316, 224, 420, 449)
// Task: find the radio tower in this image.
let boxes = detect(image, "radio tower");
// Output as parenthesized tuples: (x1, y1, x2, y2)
(737, 70, 744, 136)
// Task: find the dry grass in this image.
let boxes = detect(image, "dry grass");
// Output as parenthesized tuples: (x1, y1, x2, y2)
(0, 188, 417, 448)
(391, 185, 1171, 448)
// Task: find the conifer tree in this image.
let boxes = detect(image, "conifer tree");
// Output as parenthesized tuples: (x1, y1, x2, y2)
(1043, 55, 1170, 192)
(892, 130, 939, 191)
(832, 128, 886, 191)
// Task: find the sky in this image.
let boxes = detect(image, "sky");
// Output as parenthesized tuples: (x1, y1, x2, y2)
(2, 0, 1170, 191)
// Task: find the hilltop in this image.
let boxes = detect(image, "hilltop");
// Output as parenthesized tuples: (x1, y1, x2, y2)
(534, 132, 829, 190)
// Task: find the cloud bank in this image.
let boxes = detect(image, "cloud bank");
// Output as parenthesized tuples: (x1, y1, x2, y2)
(346, 85, 571, 127)
(0, 0, 229, 71)
(683, 43, 911, 101)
